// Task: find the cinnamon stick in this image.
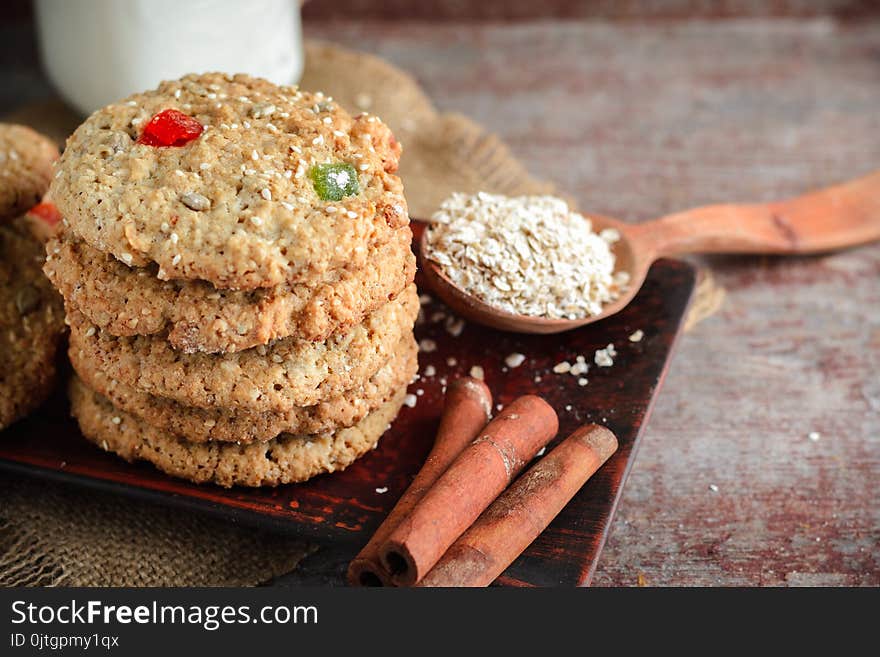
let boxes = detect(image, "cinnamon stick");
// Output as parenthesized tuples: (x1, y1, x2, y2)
(347, 377, 492, 586)
(416, 424, 617, 587)
(379, 395, 559, 586)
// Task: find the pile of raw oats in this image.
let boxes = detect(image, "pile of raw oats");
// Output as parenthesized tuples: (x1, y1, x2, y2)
(425, 192, 629, 319)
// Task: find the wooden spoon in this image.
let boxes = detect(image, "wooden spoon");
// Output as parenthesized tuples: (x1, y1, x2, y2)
(418, 169, 880, 334)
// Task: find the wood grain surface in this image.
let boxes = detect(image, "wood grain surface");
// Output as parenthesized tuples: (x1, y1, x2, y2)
(298, 18, 880, 586)
(302, 1, 879, 20)
(0, 10, 877, 586)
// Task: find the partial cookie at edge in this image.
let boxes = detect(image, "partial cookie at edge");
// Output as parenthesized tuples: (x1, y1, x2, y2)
(0, 124, 58, 224)
(0, 216, 66, 429)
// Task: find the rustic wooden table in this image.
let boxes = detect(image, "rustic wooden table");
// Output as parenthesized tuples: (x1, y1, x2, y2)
(2, 6, 877, 585)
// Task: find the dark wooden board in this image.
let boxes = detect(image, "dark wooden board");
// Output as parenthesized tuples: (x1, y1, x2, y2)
(0, 252, 694, 586)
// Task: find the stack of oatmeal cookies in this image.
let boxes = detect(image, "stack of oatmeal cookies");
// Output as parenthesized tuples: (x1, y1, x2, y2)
(44, 73, 418, 487)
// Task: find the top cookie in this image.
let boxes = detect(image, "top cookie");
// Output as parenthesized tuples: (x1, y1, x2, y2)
(0, 124, 58, 224)
(51, 73, 407, 290)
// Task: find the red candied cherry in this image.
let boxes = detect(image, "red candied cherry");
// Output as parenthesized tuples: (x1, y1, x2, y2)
(137, 109, 203, 147)
(28, 201, 62, 225)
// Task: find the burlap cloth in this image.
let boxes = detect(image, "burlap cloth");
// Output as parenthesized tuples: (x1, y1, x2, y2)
(0, 41, 722, 586)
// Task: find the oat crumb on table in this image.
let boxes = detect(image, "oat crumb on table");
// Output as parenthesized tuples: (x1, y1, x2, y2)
(594, 344, 616, 367)
(553, 361, 571, 374)
(445, 316, 465, 337)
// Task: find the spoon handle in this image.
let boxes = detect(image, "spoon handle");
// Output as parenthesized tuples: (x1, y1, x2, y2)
(629, 169, 880, 258)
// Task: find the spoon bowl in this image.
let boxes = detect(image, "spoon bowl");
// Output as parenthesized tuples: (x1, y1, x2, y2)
(418, 169, 880, 334)
(419, 212, 644, 334)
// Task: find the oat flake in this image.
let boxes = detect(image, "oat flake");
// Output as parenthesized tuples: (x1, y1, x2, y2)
(594, 344, 615, 367)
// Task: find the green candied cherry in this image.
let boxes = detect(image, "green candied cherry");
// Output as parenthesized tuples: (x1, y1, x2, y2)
(309, 162, 360, 201)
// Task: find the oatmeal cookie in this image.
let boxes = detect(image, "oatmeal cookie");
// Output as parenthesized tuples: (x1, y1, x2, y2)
(0, 124, 58, 224)
(72, 335, 417, 443)
(24, 197, 64, 244)
(70, 376, 406, 488)
(51, 72, 407, 290)
(67, 284, 418, 412)
(0, 217, 65, 428)
(46, 224, 415, 352)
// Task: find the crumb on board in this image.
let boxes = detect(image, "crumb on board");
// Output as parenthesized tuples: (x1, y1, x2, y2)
(403, 393, 418, 408)
(594, 344, 616, 367)
(629, 329, 644, 342)
(505, 352, 526, 368)
(419, 338, 437, 353)
(375, 486, 388, 494)
(445, 316, 465, 337)
(423, 365, 436, 377)
(570, 360, 588, 375)
(469, 365, 485, 380)
(551, 356, 590, 377)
